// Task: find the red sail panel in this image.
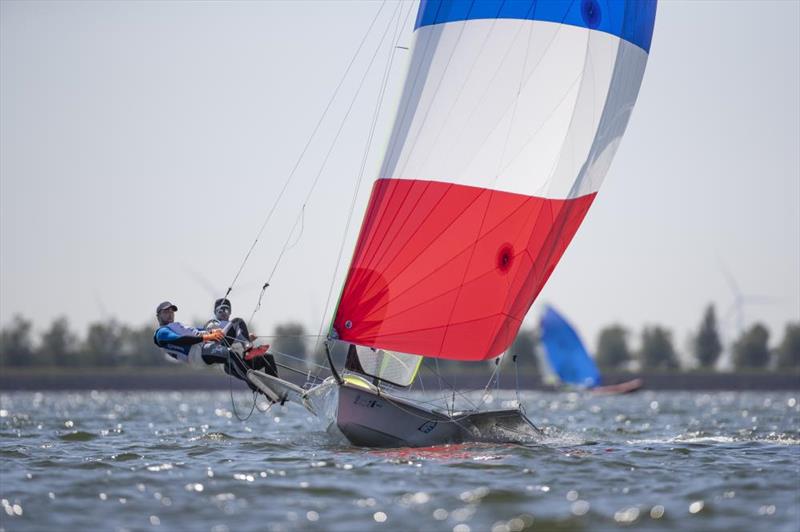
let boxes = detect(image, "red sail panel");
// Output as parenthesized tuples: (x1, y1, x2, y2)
(333, 178, 595, 361)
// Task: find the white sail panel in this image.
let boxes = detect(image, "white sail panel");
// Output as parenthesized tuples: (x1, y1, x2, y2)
(343, 342, 422, 388)
(379, 19, 648, 199)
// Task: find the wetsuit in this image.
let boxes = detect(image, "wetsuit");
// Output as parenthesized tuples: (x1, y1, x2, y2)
(153, 322, 257, 387)
(209, 317, 279, 378)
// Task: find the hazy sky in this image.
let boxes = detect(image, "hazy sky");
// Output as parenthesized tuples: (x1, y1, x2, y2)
(1, 0, 798, 359)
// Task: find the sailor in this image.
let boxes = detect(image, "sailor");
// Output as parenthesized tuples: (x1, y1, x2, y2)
(152, 301, 274, 391)
(207, 298, 279, 377)
(207, 298, 256, 347)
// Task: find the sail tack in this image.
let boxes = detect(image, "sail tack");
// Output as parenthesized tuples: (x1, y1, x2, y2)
(334, 0, 657, 360)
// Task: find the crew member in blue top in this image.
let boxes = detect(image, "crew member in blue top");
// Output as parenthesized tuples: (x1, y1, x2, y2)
(152, 301, 273, 391)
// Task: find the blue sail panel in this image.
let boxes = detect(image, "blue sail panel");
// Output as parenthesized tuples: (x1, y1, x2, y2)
(540, 306, 601, 388)
(415, 0, 657, 53)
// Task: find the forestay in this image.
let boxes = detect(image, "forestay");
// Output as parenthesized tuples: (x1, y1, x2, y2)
(332, 0, 657, 360)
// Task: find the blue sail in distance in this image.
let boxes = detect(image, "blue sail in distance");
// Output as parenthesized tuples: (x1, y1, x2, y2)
(540, 306, 601, 388)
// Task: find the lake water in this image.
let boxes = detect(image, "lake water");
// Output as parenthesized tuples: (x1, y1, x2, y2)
(1, 389, 798, 531)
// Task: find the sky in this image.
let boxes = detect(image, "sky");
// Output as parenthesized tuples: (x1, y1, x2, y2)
(1, 0, 798, 361)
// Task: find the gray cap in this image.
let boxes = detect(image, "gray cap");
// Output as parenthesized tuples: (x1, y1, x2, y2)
(156, 301, 178, 314)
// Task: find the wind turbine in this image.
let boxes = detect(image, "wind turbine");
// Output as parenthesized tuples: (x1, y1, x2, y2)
(717, 258, 777, 338)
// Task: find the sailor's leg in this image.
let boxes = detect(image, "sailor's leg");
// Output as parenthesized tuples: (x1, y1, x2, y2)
(248, 352, 279, 378)
(224, 317, 251, 346)
(200, 343, 257, 391)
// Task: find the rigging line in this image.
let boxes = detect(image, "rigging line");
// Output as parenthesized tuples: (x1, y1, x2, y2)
(502, 37, 597, 308)
(387, 0, 480, 178)
(379, 0, 446, 176)
(272, 347, 330, 369)
(249, 0, 403, 325)
(411, 2, 507, 175)
(253, 334, 327, 339)
(223, 338, 258, 421)
(498, 199, 547, 314)
(247, 204, 305, 323)
(352, 182, 472, 307)
(283, 205, 305, 253)
(222, 0, 389, 299)
(495, 20, 590, 186)
(436, 189, 495, 356)
(313, 0, 413, 347)
(355, 191, 537, 323)
(448, 8, 577, 181)
(425, 358, 480, 411)
(495, 353, 502, 396)
(478, 354, 502, 410)
(375, 392, 476, 430)
(347, 178, 417, 293)
(513, 354, 522, 410)
(434, 358, 447, 414)
(274, 362, 327, 383)
(560, 25, 598, 199)
(431, 9, 567, 355)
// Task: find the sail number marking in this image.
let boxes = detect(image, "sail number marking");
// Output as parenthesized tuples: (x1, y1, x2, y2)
(353, 395, 383, 409)
(418, 421, 438, 433)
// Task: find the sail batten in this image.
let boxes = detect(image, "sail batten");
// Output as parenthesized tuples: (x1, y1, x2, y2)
(333, 0, 656, 361)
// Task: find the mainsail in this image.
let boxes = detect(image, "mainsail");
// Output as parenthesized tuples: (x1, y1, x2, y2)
(539, 305, 601, 388)
(332, 0, 657, 361)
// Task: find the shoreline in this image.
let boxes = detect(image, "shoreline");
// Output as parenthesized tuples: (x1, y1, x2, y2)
(1, 368, 798, 391)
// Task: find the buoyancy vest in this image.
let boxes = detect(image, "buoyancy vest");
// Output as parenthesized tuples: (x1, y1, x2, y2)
(153, 322, 204, 362)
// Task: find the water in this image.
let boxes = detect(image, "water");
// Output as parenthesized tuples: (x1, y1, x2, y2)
(1, 390, 798, 531)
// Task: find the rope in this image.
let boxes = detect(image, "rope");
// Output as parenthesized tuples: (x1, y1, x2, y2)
(425, 359, 480, 412)
(221, 0, 390, 300)
(313, 0, 414, 354)
(246, 205, 305, 324)
(249, 0, 404, 326)
(223, 337, 258, 422)
(480, 357, 502, 404)
(513, 354, 523, 412)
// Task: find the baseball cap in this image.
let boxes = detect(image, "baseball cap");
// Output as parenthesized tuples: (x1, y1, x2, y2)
(156, 301, 178, 314)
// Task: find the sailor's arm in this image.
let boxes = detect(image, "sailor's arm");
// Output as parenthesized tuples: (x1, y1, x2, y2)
(155, 327, 223, 347)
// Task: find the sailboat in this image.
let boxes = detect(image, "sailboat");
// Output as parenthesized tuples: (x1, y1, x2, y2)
(539, 305, 642, 394)
(250, 0, 657, 447)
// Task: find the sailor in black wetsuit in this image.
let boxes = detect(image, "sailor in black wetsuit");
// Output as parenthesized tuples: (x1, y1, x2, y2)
(205, 298, 278, 377)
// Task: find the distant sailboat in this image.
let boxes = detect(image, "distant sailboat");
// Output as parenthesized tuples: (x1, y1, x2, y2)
(540, 305, 642, 394)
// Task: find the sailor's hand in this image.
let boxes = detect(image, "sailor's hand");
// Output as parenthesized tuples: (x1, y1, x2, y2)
(202, 330, 225, 342)
(249, 333, 257, 341)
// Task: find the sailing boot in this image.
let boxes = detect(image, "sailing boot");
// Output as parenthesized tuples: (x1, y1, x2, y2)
(244, 345, 279, 378)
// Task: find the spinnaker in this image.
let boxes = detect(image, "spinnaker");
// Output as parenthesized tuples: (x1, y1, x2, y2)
(324, 0, 657, 447)
(333, 0, 657, 361)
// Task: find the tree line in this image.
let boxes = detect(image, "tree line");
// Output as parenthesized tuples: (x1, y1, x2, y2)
(509, 305, 799, 372)
(0, 304, 798, 371)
